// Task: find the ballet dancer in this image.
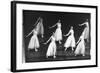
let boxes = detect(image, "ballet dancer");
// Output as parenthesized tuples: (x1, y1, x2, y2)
(79, 19, 89, 42)
(44, 32, 57, 58)
(64, 26, 75, 51)
(74, 30, 85, 56)
(26, 29, 39, 52)
(49, 20, 62, 44)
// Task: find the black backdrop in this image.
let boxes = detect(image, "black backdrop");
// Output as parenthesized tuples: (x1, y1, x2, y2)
(23, 10, 90, 40)
(23, 10, 91, 62)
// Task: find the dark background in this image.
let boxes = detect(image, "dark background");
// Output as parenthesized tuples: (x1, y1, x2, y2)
(23, 10, 91, 63)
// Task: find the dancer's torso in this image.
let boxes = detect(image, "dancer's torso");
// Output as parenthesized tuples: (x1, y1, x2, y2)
(57, 23, 61, 28)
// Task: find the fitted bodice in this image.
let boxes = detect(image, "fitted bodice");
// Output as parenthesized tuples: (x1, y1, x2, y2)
(33, 30, 38, 35)
(84, 21, 89, 27)
(51, 36, 56, 41)
(80, 35, 84, 42)
(57, 23, 61, 28)
(70, 29, 74, 36)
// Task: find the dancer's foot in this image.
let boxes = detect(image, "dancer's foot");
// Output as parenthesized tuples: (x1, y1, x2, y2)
(35, 48, 38, 52)
(72, 48, 74, 51)
(75, 54, 77, 56)
(82, 54, 85, 56)
(42, 35, 44, 38)
(53, 56, 56, 58)
(65, 48, 67, 51)
(59, 41, 61, 44)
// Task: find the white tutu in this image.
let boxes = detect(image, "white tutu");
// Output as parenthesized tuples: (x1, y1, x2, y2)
(28, 31, 39, 49)
(54, 23, 62, 41)
(46, 36, 56, 57)
(75, 36, 85, 55)
(64, 29, 75, 48)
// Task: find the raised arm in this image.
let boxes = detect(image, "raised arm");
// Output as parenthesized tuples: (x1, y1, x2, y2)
(79, 21, 88, 26)
(79, 23, 85, 26)
(76, 37, 81, 45)
(49, 23, 57, 28)
(26, 31, 32, 37)
(44, 36, 52, 44)
(26, 29, 34, 37)
(33, 17, 41, 26)
(64, 29, 71, 36)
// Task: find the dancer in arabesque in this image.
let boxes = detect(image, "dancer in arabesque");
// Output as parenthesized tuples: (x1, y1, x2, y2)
(49, 20, 62, 44)
(64, 26, 75, 51)
(44, 32, 57, 58)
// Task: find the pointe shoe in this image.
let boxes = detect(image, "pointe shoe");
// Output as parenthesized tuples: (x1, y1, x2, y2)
(59, 41, 61, 44)
(42, 35, 44, 38)
(82, 54, 85, 56)
(65, 48, 67, 51)
(75, 54, 77, 56)
(35, 49, 38, 52)
(53, 56, 56, 58)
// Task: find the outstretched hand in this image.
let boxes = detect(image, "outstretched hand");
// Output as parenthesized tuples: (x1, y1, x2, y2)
(49, 26, 53, 29)
(79, 24, 81, 26)
(63, 34, 68, 37)
(43, 43, 46, 45)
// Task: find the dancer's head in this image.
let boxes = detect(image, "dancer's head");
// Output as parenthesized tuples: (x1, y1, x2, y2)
(71, 26, 73, 29)
(58, 20, 61, 23)
(40, 17, 43, 22)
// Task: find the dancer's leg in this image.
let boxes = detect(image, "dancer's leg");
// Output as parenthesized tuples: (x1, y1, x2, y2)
(59, 40, 61, 44)
(53, 47, 56, 58)
(65, 47, 68, 51)
(53, 55, 56, 58)
(35, 48, 38, 52)
(42, 35, 44, 38)
(72, 47, 74, 51)
(82, 54, 85, 56)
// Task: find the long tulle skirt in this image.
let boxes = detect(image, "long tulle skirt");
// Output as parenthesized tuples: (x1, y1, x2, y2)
(46, 41, 56, 57)
(74, 41, 85, 55)
(84, 27, 89, 40)
(64, 35, 75, 48)
(28, 35, 39, 49)
(54, 28, 62, 41)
